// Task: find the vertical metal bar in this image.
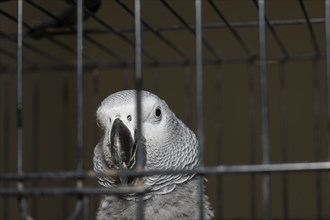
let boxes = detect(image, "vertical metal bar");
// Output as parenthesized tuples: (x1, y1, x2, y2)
(258, 1, 271, 220)
(248, 63, 256, 219)
(135, 0, 143, 168)
(195, 0, 204, 169)
(326, 0, 330, 217)
(16, 0, 28, 219)
(76, 0, 84, 218)
(253, 0, 289, 58)
(134, 0, 144, 219)
(195, 0, 204, 219)
(279, 62, 288, 219)
(77, 0, 84, 173)
(215, 64, 223, 219)
(17, 0, 24, 178)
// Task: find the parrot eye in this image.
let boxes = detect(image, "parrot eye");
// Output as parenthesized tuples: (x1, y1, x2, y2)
(127, 115, 132, 121)
(155, 106, 162, 120)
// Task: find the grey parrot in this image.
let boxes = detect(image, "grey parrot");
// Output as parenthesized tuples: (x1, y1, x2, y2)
(93, 90, 213, 220)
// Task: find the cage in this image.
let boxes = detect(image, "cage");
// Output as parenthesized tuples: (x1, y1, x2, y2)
(0, 0, 330, 219)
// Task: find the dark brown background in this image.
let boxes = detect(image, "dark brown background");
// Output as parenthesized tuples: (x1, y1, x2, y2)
(0, 0, 329, 219)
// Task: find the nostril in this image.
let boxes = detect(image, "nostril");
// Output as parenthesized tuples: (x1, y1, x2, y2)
(127, 115, 132, 121)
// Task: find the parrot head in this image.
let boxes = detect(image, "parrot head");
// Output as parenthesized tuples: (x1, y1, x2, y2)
(93, 90, 199, 196)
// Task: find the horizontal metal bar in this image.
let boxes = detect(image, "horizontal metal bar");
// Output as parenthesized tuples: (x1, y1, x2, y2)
(0, 52, 325, 74)
(29, 18, 326, 37)
(2, 162, 327, 198)
(0, 187, 147, 197)
(1, 162, 329, 181)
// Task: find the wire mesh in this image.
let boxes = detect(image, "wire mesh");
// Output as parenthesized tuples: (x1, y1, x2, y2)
(0, 0, 330, 219)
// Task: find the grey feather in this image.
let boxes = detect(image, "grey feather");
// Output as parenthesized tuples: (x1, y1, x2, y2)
(93, 90, 214, 219)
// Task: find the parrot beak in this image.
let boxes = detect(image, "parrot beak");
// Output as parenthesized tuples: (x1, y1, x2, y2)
(110, 118, 137, 171)
(109, 118, 147, 185)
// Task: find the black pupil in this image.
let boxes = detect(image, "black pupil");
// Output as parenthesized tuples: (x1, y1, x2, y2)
(155, 108, 161, 117)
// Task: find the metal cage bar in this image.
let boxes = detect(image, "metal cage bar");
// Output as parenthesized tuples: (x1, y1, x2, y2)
(253, 0, 289, 58)
(325, 0, 330, 215)
(16, 1, 28, 219)
(134, 0, 145, 219)
(258, 1, 271, 219)
(0, 162, 329, 182)
(195, 1, 205, 219)
(75, 0, 86, 219)
(76, 0, 84, 176)
(1, 4, 329, 72)
(39, 17, 326, 36)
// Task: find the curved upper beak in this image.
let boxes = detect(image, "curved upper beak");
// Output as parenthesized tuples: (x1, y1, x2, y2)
(109, 118, 136, 170)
